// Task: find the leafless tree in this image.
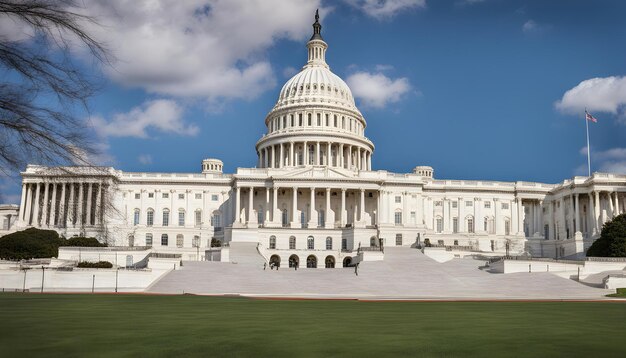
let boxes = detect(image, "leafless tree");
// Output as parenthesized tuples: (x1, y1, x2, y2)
(0, 0, 109, 176)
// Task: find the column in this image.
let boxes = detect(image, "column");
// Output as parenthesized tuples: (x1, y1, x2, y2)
(41, 182, 50, 226)
(537, 200, 544, 236)
(594, 191, 601, 229)
(416, 193, 422, 227)
(49, 183, 58, 227)
(32, 182, 41, 226)
(86, 183, 93, 226)
(235, 187, 241, 223)
(458, 197, 464, 233)
(18, 183, 27, 222)
(340, 144, 344, 168)
(615, 191, 621, 215)
(23, 184, 32, 224)
(574, 193, 580, 233)
(341, 189, 346, 226)
(94, 183, 101, 226)
(493, 198, 499, 234)
(402, 191, 408, 225)
(325, 188, 332, 228)
(248, 187, 255, 224)
(270, 146, 275, 168)
(368, 152, 372, 170)
(357, 149, 362, 170)
(77, 183, 84, 226)
(360, 189, 366, 223)
(559, 197, 565, 239)
(304, 141, 308, 165)
(290, 142, 294, 167)
(59, 183, 66, 227)
(279, 143, 284, 168)
(291, 187, 298, 226)
(516, 198, 523, 235)
(347, 145, 352, 169)
(272, 186, 278, 223)
(264, 148, 269, 168)
(309, 187, 316, 226)
(474, 198, 482, 233)
(443, 198, 450, 232)
(327, 142, 331, 166)
(265, 188, 270, 226)
(608, 191, 615, 218)
(316, 142, 320, 165)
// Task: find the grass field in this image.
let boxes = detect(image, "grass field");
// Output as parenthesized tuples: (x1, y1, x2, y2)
(1, 294, 625, 357)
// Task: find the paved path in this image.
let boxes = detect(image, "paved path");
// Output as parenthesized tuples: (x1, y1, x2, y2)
(148, 247, 613, 299)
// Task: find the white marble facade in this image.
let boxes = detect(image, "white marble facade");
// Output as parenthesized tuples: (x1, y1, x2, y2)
(7, 14, 626, 261)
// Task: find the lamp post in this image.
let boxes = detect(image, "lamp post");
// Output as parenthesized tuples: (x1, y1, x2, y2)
(22, 268, 30, 292)
(40, 265, 45, 293)
(115, 267, 119, 293)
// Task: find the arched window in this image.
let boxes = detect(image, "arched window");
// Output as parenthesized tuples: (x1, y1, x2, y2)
(325, 255, 335, 268)
(176, 234, 184, 248)
(289, 236, 296, 250)
(394, 210, 402, 225)
(326, 237, 332, 250)
(269, 236, 276, 249)
(161, 234, 168, 246)
(211, 211, 221, 228)
(467, 216, 475, 233)
(146, 209, 154, 226)
(307, 236, 314, 250)
(133, 209, 140, 226)
(288, 254, 299, 268)
(436, 216, 443, 233)
(145, 233, 153, 247)
(178, 209, 185, 226)
(162, 209, 170, 227)
(306, 255, 317, 268)
(195, 210, 202, 226)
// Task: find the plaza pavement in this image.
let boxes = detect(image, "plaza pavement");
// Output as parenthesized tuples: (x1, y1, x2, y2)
(147, 247, 613, 299)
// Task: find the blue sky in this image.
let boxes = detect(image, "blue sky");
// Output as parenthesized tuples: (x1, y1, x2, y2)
(2, 0, 626, 203)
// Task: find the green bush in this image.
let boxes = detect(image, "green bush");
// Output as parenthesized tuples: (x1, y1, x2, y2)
(587, 213, 626, 257)
(63, 237, 106, 247)
(77, 261, 113, 268)
(211, 238, 222, 247)
(0, 228, 64, 260)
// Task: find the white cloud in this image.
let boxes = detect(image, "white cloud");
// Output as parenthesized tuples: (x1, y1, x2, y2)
(555, 76, 626, 122)
(522, 20, 539, 33)
(69, 0, 326, 102)
(138, 154, 153, 165)
(344, 0, 426, 19)
(92, 99, 198, 138)
(346, 70, 412, 109)
(282, 66, 298, 78)
(578, 146, 626, 175)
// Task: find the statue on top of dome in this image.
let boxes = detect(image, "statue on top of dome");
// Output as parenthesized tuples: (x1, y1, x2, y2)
(311, 9, 323, 41)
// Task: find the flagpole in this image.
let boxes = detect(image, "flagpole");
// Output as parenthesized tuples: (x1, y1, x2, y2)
(585, 109, 591, 177)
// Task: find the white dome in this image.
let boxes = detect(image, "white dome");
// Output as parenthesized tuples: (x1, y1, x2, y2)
(275, 65, 357, 111)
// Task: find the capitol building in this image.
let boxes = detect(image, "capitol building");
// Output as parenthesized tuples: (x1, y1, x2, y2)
(3, 14, 626, 268)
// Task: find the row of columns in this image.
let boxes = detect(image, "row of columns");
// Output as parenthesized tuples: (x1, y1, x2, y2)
(18, 181, 106, 229)
(258, 141, 372, 171)
(234, 186, 371, 229)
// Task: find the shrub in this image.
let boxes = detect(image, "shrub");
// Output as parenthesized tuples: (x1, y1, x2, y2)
(77, 261, 113, 268)
(587, 213, 626, 257)
(0, 228, 64, 260)
(211, 238, 222, 247)
(63, 237, 106, 247)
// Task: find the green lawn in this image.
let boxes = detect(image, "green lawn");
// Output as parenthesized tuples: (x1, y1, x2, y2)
(1, 294, 625, 357)
(607, 288, 626, 298)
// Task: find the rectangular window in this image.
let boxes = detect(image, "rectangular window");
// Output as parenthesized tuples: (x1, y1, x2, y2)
(452, 201, 458, 208)
(317, 113, 321, 126)
(178, 211, 185, 226)
(334, 115, 337, 127)
(484, 201, 491, 208)
(410, 211, 416, 223)
(307, 113, 311, 126)
(299, 113, 303, 126)
(162, 211, 169, 226)
(195, 193, 202, 200)
(395, 196, 401, 203)
(211, 194, 219, 201)
(436, 218, 443, 233)
(325, 114, 329, 126)
(453, 218, 458, 233)
(133, 211, 140, 226)
(502, 203, 509, 210)
(161, 234, 168, 246)
(395, 234, 402, 246)
(505, 220, 511, 236)
(307, 238, 314, 250)
(176, 236, 184, 248)
(148, 193, 154, 198)
(134, 193, 140, 199)
(147, 211, 154, 226)
(289, 237, 296, 250)
(211, 214, 221, 228)
(178, 193, 185, 200)
(145, 234, 153, 247)
(468, 218, 475, 233)
(290, 114, 294, 126)
(465, 201, 473, 207)
(162, 193, 169, 199)
(195, 211, 202, 226)
(326, 238, 332, 250)
(394, 212, 402, 225)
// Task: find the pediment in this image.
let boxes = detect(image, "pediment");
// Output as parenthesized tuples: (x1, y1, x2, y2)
(276, 166, 356, 180)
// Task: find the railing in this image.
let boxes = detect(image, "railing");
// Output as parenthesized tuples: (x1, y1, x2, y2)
(359, 246, 383, 252)
(493, 256, 584, 265)
(586, 257, 626, 262)
(59, 246, 151, 252)
(149, 253, 182, 259)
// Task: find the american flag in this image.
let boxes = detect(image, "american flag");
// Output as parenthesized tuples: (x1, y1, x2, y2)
(585, 110, 598, 123)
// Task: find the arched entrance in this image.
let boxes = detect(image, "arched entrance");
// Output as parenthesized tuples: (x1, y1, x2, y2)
(269, 255, 281, 268)
(325, 256, 335, 268)
(343, 257, 352, 267)
(288, 254, 299, 268)
(306, 255, 317, 268)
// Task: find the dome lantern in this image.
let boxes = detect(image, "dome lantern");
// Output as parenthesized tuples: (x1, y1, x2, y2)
(305, 10, 328, 69)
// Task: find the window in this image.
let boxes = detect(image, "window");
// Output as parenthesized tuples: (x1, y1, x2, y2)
(193, 236, 200, 248)
(307, 236, 314, 250)
(134, 193, 140, 199)
(161, 234, 168, 246)
(195, 193, 202, 200)
(326, 114, 329, 126)
(211, 194, 218, 201)
(544, 225, 549, 240)
(176, 234, 184, 248)
(298, 113, 302, 126)
(484, 201, 491, 209)
(318, 210, 325, 227)
(178, 210, 185, 226)
(307, 113, 311, 126)
(410, 211, 416, 223)
(289, 236, 296, 250)
(133, 209, 140, 226)
(505, 219, 511, 235)
(128, 235, 134, 247)
(395, 196, 401, 203)
(438, 239, 444, 246)
(145, 234, 153, 247)
(467, 216, 475, 233)
(146, 209, 154, 226)
(211, 211, 221, 228)
(334, 115, 337, 127)
(148, 193, 154, 198)
(282, 209, 288, 227)
(317, 113, 321, 126)
(452, 201, 458, 208)
(162, 193, 169, 199)
(326, 237, 332, 250)
(162, 209, 170, 226)
(396, 234, 403, 246)
(178, 193, 185, 200)
(269, 236, 276, 249)
(502, 202, 509, 210)
(465, 201, 473, 207)
(195, 210, 202, 226)
(342, 238, 347, 250)
(436, 217, 443, 233)
(394, 211, 402, 225)
(453, 218, 458, 233)
(454, 240, 459, 246)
